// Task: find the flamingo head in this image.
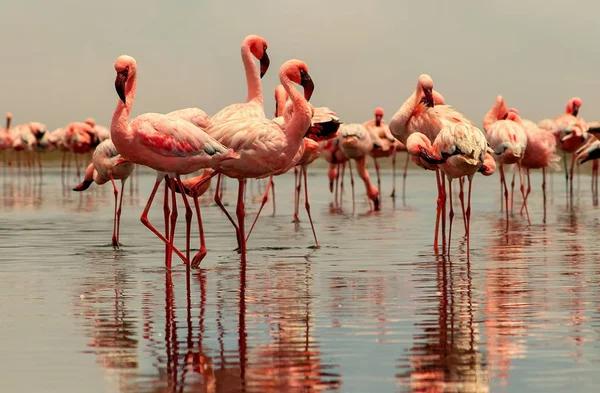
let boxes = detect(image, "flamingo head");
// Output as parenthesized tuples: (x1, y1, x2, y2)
(5, 113, 11, 129)
(406, 132, 444, 165)
(505, 108, 522, 124)
(567, 97, 582, 117)
(494, 95, 509, 120)
(281, 59, 314, 101)
(432, 91, 446, 105)
(245, 35, 270, 78)
(114, 55, 137, 104)
(374, 107, 384, 126)
(30, 122, 47, 140)
(417, 74, 435, 108)
(85, 118, 96, 128)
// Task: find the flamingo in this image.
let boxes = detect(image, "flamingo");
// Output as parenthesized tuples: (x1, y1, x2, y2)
(519, 113, 561, 221)
(482, 96, 529, 226)
(364, 108, 398, 197)
(337, 123, 380, 211)
(434, 121, 487, 256)
(389, 74, 463, 250)
(319, 138, 348, 207)
(109, 54, 239, 269)
(183, 59, 314, 261)
(84, 118, 111, 142)
(0, 113, 13, 165)
(73, 139, 136, 249)
(551, 97, 588, 196)
(64, 121, 101, 177)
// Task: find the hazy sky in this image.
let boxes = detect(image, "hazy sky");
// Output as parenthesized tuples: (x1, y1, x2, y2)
(2, 0, 599, 130)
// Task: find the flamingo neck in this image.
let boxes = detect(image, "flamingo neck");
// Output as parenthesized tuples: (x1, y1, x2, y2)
(242, 44, 263, 105)
(111, 75, 137, 146)
(4, 117, 10, 133)
(280, 74, 311, 157)
(275, 93, 288, 117)
(483, 100, 505, 132)
(389, 90, 419, 145)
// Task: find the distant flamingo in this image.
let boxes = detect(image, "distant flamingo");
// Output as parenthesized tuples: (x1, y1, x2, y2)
(551, 97, 588, 196)
(110, 55, 239, 269)
(0, 113, 13, 165)
(390, 74, 464, 250)
(183, 60, 314, 260)
(434, 121, 487, 255)
(338, 123, 380, 211)
(483, 96, 529, 226)
(73, 139, 136, 249)
(364, 108, 398, 197)
(64, 121, 100, 177)
(84, 118, 111, 142)
(519, 114, 561, 221)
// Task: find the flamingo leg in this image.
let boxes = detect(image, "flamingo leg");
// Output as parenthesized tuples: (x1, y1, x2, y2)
(166, 177, 179, 270)
(293, 166, 301, 223)
(116, 179, 125, 246)
(500, 164, 509, 230)
(109, 175, 119, 249)
(246, 176, 272, 242)
(402, 153, 409, 204)
(562, 151, 568, 195)
(302, 165, 320, 248)
(569, 153, 576, 197)
(390, 152, 397, 198)
(510, 170, 516, 213)
(518, 164, 531, 225)
(373, 157, 381, 196)
(340, 162, 346, 209)
(214, 174, 241, 249)
(270, 177, 276, 217)
(164, 181, 171, 255)
(520, 168, 531, 215)
(441, 173, 447, 253)
(466, 177, 473, 258)
(458, 177, 467, 234)
(236, 180, 247, 260)
(348, 159, 355, 212)
(434, 169, 442, 251)
(499, 168, 503, 212)
(447, 178, 454, 255)
(542, 167, 547, 223)
(176, 175, 193, 264)
(332, 163, 339, 206)
(139, 173, 188, 266)
(191, 196, 207, 267)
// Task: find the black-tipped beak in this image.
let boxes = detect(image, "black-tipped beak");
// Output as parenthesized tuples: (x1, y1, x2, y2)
(260, 49, 270, 78)
(580, 147, 600, 164)
(588, 126, 600, 136)
(572, 105, 580, 117)
(300, 69, 314, 101)
(420, 147, 445, 164)
(502, 112, 509, 120)
(115, 70, 128, 104)
(73, 179, 93, 192)
(423, 88, 434, 108)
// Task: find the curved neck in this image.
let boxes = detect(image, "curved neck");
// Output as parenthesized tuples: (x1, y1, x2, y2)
(483, 101, 504, 132)
(275, 92, 288, 117)
(280, 74, 311, 153)
(111, 74, 137, 140)
(242, 44, 263, 104)
(5, 117, 10, 132)
(389, 88, 420, 144)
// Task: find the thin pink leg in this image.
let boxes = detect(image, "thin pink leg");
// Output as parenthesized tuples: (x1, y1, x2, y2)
(116, 179, 125, 246)
(458, 177, 467, 234)
(434, 169, 442, 251)
(214, 174, 241, 249)
(303, 165, 319, 248)
(109, 176, 119, 249)
(246, 175, 273, 242)
(164, 181, 170, 255)
(510, 170, 516, 213)
(333, 164, 340, 207)
(390, 152, 397, 198)
(519, 168, 532, 215)
(293, 167, 301, 223)
(447, 178, 454, 255)
(191, 196, 207, 267)
(340, 162, 346, 209)
(441, 174, 447, 253)
(176, 175, 193, 264)
(466, 177, 473, 259)
(270, 177, 276, 217)
(139, 174, 188, 265)
(500, 165, 509, 230)
(542, 168, 547, 223)
(348, 159, 355, 212)
(518, 164, 531, 225)
(402, 153, 409, 203)
(373, 157, 381, 196)
(166, 177, 179, 270)
(236, 180, 247, 262)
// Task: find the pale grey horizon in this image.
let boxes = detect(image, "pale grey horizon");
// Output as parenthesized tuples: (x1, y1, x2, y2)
(1, 0, 598, 130)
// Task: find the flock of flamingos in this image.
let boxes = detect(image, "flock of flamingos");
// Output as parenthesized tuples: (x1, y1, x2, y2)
(2, 34, 600, 266)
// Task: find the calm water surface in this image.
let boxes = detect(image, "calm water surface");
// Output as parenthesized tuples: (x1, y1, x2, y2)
(1, 163, 599, 393)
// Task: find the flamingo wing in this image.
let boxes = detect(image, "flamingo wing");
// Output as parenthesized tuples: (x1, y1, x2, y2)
(131, 115, 230, 158)
(168, 108, 212, 129)
(206, 117, 284, 152)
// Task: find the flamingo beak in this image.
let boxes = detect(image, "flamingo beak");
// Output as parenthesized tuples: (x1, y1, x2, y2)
(115, 70, 128, 104)
(260, 49, 270, 78)
(579, 146, 600, 164)
(572, 105, 580, 117)
(300, 69, 314, 101)
(73, 179, 93, 192)
(423, 88, 434, 108)
(420, 147, 445, 164)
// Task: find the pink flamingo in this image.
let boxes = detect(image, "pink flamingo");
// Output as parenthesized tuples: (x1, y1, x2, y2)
(389, 74, 462, 250)
(483, 96, 529, 226)
(0, 113, 13, 165)
(519, 114, 561, 221)
(364, 108, 398, 197)
(73, 139, 136, 249)
(551, 97, 588, 197)
(183, 60, 314, 261)
(109, 55, 239, 269)
(434, 121, 487, 255)
(85, 118, 111, 142)
(337, 123, 380, 211)
(63, 121, 100, 177)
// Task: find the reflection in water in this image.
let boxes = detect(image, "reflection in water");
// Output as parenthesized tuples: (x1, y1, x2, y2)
(397, 255, 489, 393)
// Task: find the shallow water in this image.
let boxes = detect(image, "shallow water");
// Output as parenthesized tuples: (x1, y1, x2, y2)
(1, 164, 599, 393)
